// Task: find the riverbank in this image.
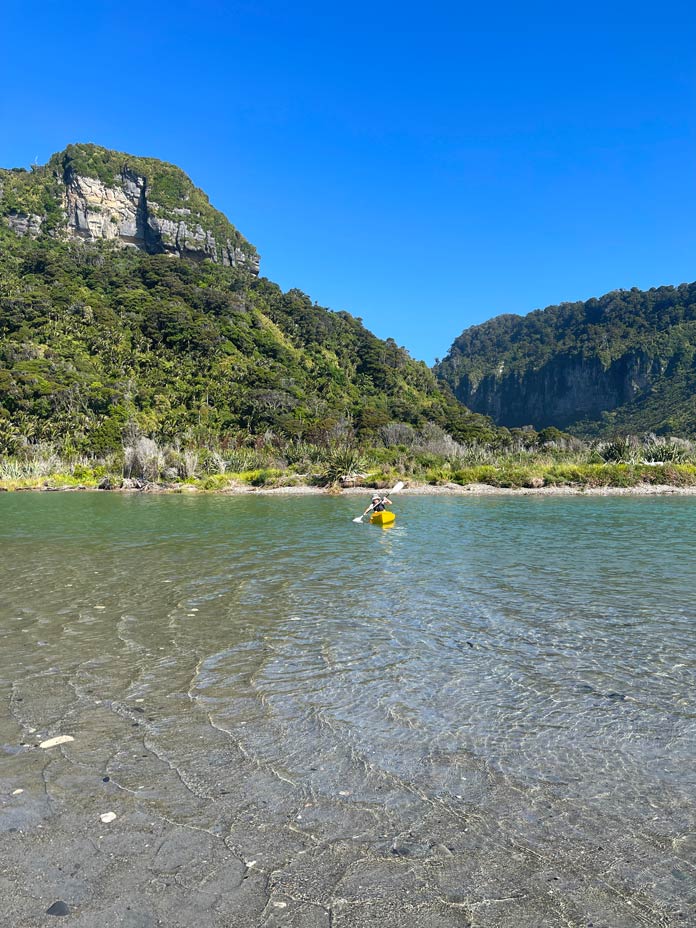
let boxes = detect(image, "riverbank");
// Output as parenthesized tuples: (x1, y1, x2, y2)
(4, 437, 696, 497)
(258, 482, 696, 495)
(3, 477, 696, 495)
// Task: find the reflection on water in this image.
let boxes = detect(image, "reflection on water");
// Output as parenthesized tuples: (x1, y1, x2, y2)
(1, 492, 695, 926)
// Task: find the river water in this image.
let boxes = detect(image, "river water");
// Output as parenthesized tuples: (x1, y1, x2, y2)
(0, 493, 694, 927)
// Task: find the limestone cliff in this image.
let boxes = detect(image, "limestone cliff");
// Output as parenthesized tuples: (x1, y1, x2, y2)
(435, 284, 696, 436)
(447, 351, 662, 429)
(0, 143, 259, 274)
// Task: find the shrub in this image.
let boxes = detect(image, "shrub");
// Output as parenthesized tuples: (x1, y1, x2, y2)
(449, 465, 496, 485)
(239, 468, 283, 487)
(641, 438, 692, 464)
(488, 466, 540, 488)
(178, 449, 199, 479)
(545, 464, 590, 486)
(124, 437, 163, 481)
(320, 446, 367, 486)
(201, 473, 231, 490)
(595, 437, 642, 464)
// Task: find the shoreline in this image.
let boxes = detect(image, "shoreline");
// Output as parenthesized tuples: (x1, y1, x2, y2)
(260, 482, 696, 496)
(3, 480, 696, 496)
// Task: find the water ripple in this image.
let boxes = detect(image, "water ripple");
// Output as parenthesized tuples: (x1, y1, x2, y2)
(1, 492, 694, 924)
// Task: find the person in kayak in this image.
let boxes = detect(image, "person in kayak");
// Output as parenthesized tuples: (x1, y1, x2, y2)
(363, 493, 392, 517)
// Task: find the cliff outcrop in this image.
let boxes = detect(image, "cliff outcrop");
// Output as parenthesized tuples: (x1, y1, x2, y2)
(435, 284, 696, 436)
(447, 351, 662, 429)
(0, 144, 259, 273)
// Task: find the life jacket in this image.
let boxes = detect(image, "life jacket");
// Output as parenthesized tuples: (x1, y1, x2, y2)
(372, 500, 385, 511)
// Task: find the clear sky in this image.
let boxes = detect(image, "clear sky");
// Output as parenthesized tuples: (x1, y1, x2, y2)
(2, 1, 695, 364)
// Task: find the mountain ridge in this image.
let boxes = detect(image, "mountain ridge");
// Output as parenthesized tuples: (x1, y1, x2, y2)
(435, 283, 696, 436)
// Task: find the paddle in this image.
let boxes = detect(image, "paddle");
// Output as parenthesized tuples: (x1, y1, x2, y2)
(352, 481, 404, 522)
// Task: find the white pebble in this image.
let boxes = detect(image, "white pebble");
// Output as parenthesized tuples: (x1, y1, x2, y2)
(12, 789, 24, 795)
(39, 735, 74, 749)
(100, 812, 117, 823)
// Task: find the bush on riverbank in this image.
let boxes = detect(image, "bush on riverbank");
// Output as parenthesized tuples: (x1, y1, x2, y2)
(2, 431, 696, 491)
(438, 461, 696, 489)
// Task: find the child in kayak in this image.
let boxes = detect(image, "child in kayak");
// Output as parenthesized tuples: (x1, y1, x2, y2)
(363, 493, 392, 517)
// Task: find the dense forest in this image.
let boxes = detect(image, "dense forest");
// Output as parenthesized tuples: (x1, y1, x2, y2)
(0, 145, 496, 487)
(0, 224, 497, 456)
(436, 285, 696, 436)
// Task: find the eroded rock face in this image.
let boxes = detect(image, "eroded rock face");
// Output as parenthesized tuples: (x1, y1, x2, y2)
(1, 149, 259, 274)
(6, 212, 43, 237)
(64, 170, 146, 245)
(61, 168, 259, 273)
(454, 352, 660, 429)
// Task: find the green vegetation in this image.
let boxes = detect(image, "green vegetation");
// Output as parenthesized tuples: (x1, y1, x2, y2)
(3, 424, 696, 493)
(2, 144, 694, 493)
(408, 433, 696, 489)
(0, 210, 494, 483)
(436, 284, 696, 436)
(0, 164, 65, 232)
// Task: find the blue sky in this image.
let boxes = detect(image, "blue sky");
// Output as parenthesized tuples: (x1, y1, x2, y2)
(2, 1, 695, 364)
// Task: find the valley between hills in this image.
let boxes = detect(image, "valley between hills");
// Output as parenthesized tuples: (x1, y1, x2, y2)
(2, 143, 696, 493)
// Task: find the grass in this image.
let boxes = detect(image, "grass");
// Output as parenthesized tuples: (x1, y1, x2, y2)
(3, 435, 696, 492)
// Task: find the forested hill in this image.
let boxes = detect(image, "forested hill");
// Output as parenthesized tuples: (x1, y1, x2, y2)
(435, 284, 696, 437)
(0, 145, 494, 455)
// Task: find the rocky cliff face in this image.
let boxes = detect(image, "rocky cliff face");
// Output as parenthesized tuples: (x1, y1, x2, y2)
(0, 144, 260, 274)
(452, 351, 661, 429)
(59, 166, 258, 270)
(4, 211, 43, 237)
(435, 283, 696, 435)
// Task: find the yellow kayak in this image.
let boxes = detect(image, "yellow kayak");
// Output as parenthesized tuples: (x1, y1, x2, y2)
(370, 510, 395, 526)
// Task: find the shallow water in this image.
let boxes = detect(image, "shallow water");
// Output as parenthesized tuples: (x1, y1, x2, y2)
(0, 493, 694, 927)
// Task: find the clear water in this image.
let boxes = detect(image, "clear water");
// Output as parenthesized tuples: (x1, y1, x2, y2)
(0, 493, 694, 927)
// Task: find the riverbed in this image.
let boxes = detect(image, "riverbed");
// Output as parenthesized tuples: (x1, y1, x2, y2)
(1, 494, 694, 926)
